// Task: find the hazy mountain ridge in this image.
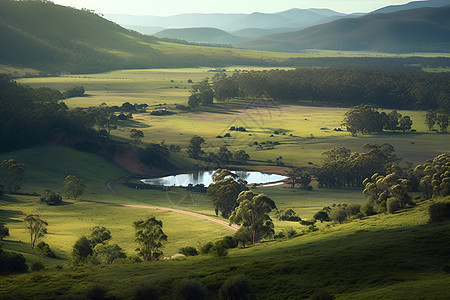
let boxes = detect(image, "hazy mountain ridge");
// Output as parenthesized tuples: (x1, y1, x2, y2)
(239, 6, 450, 53)
(372, 0, 450, 14)
(154, 27, 247, 44)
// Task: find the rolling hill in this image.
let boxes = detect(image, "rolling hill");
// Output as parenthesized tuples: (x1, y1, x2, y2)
(154, 27, 246, 44)
(372, 0, 450, 14)
(240, 7, 450, 53)
(0, 0, 278, 73)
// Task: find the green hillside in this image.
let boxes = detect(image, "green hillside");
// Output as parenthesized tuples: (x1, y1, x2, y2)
(154, 27, 246, 44)
(0, 1, 270, 73)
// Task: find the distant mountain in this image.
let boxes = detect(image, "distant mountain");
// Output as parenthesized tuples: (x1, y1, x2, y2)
(239, 7, 450, 53)
(372, 0, 450, 14)
(105, 8, 349, 33)
(125, 25, 165, 35)
(231, 28, 294, 39)
(154, 27, 247, 44)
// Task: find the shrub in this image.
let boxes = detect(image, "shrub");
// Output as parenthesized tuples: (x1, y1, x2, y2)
(179, 246, 199, 257)
(361, 203, 377, 216)
(94, 244, 126, 264)
(221, 236, 238, 249)
(63, 86, 85, 98)
(313, 211, 329, 223)
(40, 190, 62, 205)
(310, 288, 334, 300)
(199, 242, 214, 255)
(30, 261, 45, 271)
(218, 275, 255, 300)
(172, 279, 206, 300)
(134, 285, 159, 300)
(329, 208, 347, 224)
(35, 241, 56, 258)
(86, 285, 107, 300)
(346, 204, 361, 217)
(209, 241, 228, 257)
(387, 197, 402, 214)
(0, 223, 9, 240)
(0, 247, 28, 274)
(429, 201, 450, 223)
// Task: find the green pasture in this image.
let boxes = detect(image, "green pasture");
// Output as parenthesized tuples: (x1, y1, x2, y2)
(1, 196, 448, 299)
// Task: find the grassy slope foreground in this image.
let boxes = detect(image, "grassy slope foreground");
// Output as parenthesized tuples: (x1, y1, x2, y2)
(0, 193, 449, 299)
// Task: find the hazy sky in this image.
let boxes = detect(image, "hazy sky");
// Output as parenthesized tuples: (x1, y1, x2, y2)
(50, 0, 414, 15)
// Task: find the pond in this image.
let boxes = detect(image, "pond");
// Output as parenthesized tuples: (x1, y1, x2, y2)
(141, 170, 287, 187)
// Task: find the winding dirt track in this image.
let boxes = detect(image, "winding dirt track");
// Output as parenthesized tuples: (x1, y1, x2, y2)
(82, 199, 239, 231)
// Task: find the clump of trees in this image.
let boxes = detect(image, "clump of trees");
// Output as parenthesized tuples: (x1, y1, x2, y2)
(342, 105, 413, 136)
(0, 223, 10, 240)
(317, 143, 398, 188)
(139, 142, 171, 167)
(285, 168, 312, 190)
(425, 111, 449, 132)
(278, 209, 301, 222)
(413, 154, 450, 199)
(188, 79, 215, 108)
(72, 226, 126, 264)
(362, 173, 412, 214)
(208, 169, 248, 218)
(40, 189, 63, 205)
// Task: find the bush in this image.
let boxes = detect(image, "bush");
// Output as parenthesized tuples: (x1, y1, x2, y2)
(134, 285, 159, 300)
(361, 203, 377, 216)
(329, 208, 347, 224)
(0, 223, 9, 240)
(86, 285, 107, 300)
(35, 241, 56, 258)
(387, 197, 402, 214)
(40, 190, 62, 205)
(64, 86, 85, 98)
(219, 275, 255, 300)
(209, 241, 228, 257)
(199, 242, 214, 255)
(172, 279, 206, 300)
(284, 227, 297, 238)
(30, 261, 45, 271)
(221, 236, 238, 249)
(310, 288, 334, 300)
(179, 246, 199, 257)
(0, 247, 28, 274)
(429, 201, 450, 223)
(94, 244, 126, 264)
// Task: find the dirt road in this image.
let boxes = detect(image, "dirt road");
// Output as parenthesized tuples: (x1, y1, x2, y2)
(82, 199, 239, 231)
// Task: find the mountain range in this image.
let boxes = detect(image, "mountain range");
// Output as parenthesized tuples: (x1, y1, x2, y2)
(239, 6, 450, 53)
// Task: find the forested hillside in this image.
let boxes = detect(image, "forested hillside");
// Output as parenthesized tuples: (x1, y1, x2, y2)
(0, 1, 268, 73)
(241, 7, 450, 53)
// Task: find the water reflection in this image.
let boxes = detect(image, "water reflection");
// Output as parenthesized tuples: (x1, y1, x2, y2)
(141, 170, 287, 187)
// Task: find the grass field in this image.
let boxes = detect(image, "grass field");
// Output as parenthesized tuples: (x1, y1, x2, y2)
(1, 195, 449, 299)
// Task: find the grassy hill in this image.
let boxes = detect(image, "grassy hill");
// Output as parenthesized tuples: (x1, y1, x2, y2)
(240, 7, 450, 53)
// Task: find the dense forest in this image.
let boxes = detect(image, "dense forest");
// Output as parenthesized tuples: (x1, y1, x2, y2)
(207, 68, 450, 110)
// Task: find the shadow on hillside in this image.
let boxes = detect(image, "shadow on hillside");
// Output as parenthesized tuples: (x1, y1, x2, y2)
(123, 119, 152, 129)
(0, 209, 25, 223)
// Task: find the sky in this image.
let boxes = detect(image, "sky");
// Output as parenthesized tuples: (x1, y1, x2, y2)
(49, 0, 415, 16)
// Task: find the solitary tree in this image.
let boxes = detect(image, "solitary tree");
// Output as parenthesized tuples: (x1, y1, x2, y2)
(229, 191, 277, 244)
(0, 159, 26, 193)
(187, 136, 205, 159)
(63, 175, 85, 200)
(0, 223, 9, 240)
(130, 129, 144, 147)
(24, 215, 47, 249)
(72, 236, 93, 263)
(133, 216, 167, 261)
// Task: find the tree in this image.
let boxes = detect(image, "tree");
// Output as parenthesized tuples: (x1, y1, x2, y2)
(342, 104, 383, 136)
(218, 275, 255, 300)
(278, 209, 301, 222)
(35, 241, 56, 258)
(229, 191, 277, 244)
(139, 143, 170, 166)
(436, 113, 449, 132)
(425, 111, 436, 131)
(191, 79, 215, 106)
(89, 226, 112, 245)
(93, 244, 126, 264)
(208, 169, 248, 218)
(233, 150, 250, 164)
(40, 189, 62, 205)
(72, 236, 93, 263)
(133, 216, 167, 261)
(24, 215, 47, 249)
(313, 210, 330, 223)
(0, 223, 9, 240)
(329, 207, 347, 224)
(186, 136, 205, 159)
(63, 175, 85, 200)
(0, 159, 26, 193)
(130, 129, 144, 146)
(398, 116, 413, 132)
(90, 103, 118, 138)
(414, 153, 450, 198)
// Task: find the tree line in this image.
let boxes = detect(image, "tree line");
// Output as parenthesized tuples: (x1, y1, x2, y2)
(188, 68, 450, 111)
